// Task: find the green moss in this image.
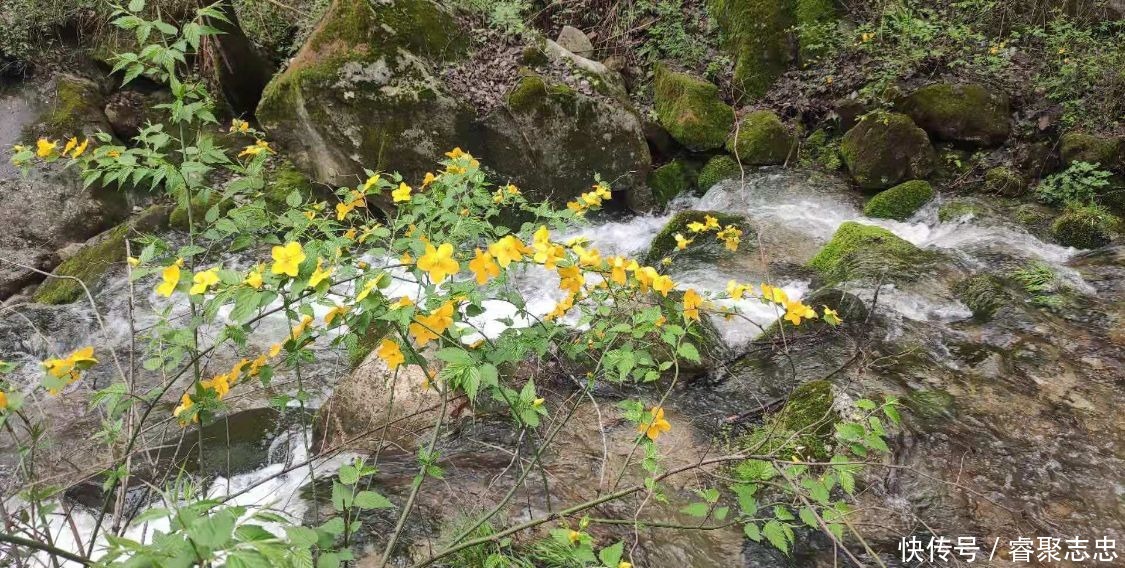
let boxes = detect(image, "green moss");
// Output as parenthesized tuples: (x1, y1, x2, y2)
(170, 195, 228, 230)
(648, 160, 698, 206)
(808, 221, 928, 284)
(646, 210, 752, 264)
(795, 0, 837, 62)
(1050, 204, 1119, 249)
(904, 389, 955, 423)
(698, 155, 742, 190)
(41, 77, 104, 139)
(264, 163, 316, 212)
(1014, 203, 1052, 227)
(953, 274, 1008, 320)
(710, 0, 793, 99)
(898, 83, 1010, 147)
(735, 380, 837, 460)
(984, 166, 1025, 196)
(863, 180, 934, 221)
(725, 110, 794, 166)
(840, 112, 937, 190)
(758, 288, 867, 340)
(938, 200, 979, 222)
(1059, 132, 1123, 170)
(34, 225, 128, 305)
(653, 64, 734, 151)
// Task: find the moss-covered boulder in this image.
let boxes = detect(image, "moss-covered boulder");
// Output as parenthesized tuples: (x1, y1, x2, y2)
(1059, 132, 1124, 171)
(808, 221, 928, 284)
(863, 180, 934, 220)
(698, 155, 742, 190)
(840, 112, 937, 190)
(938, 199, 980, 222)
(1050, 205, 1119, 249)
(984, 166, 1026, 196)
(258, 1, 651, 208)
(898, 83, 1010, 147)
(953, 273, 1009, 321)
(648, 160, 698, 205)
(795, 0, 838, 62)
(709, 0, 793, 99)
(34, 75, 111, 140)
(725, 110, 794, 166)
(734, 380, 837, 460)
(263, 162, 317, 212)
(646, 210, 753, 264)
(653, 64, 734, 151)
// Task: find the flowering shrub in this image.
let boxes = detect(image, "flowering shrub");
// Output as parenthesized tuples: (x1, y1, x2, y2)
(0, 2, 899, 566)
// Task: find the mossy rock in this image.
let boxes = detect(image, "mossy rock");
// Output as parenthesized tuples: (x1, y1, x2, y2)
(710, 0, 793, 99)
(938, 199, 979, 222)
(735, 380, 837, 461)
(795, 0, 838, 62)
(170, 195, 232, 230)
(953, 274, 1009, 320)
(1049, 206, 1119, 249)
(808, 221, 930, 284)
(840, 112, 937, 190)
(263, 162, 317, 212)
(648, 160, 698, 206)
(646, 210, 753, 264)
(725, 110, 795, 166)
(758, 288, 868, 340)
(983, 166, 1025, 196)
(653, 64, 734, 151)
(898, 83, 1010, 147)
(904, 389, 955, 423)
(698, 155, 742, 190)
(1059, 132, 1124, 171)
(863, 180, 934, 221)
(35, 75, 108, 140)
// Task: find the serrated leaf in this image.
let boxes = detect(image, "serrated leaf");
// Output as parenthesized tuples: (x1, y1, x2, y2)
(798, 507, 819, 529)
(337, 464, 359, 485)
(677, 341, 700, 363)
(353, 490, 393, 510)
(762, 520, 790, 554)
(680, 502, 710, 518)
(598, 541, 623, 567)
(743, 522, 762, 542)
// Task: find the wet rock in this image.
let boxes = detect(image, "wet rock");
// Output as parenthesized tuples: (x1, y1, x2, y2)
(898, 82, 1010, 147)
(840, 112, 937, 190)
(653, 64, 734, 151)
(646, 210, 753, 264)
(648, 159, 698, 205)
(725, 109, 795, 166)
(863, 179, 934, 221)
(808, 221, 930, 284)
(698, 154, 742, 191)
(555, 25, 594, 58)
(953, 273, 1010, 320)
(983, 165, 1026, 196)
(834, 97, 867, 131)
(937, 198, 981, 222)
(735, 379, 838, 459)
(1059, 131, 1124, 171)
(1050, 205, 1120, 249)
(33, 74, 111, 140)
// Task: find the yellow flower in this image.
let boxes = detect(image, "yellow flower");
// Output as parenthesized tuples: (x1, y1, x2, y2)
(572, 245, 602, 268)
(640, 406, 671, 441)
(567, 530, 581, 545)
(290, 314, 314, 340)
(189, 268, 220, 295)
(418, 242, 460, 284)
(783, 300, 817, 325)
(422, 172, 437, 187)
(534, 243, 565, 270)
(309, 257, 333, 287)
(683, 288, 703, 321)
(558, 265, 585, 294)
(619, 563, 632, 568)
(362, 174, 380, 191)
(674, 233, 693, 250)
(391, 296, 414, 309)
(409, 301, 455, 346)
(238, 139, 271, 157)
(43, 346, 98, 392)
(201, 373, 231, 399)
(62, 137, 77, 157)
(489, 235, 530, 267)
(607, 256, 630, 285)
(545, 293, 575, 320)
(376, 339, 405, 369)
(445, 147, 466, 159)
(173, 393, 194, 422)
(761, 283, 789, 305)
(652, 274, 674, 297)
(269, 343, 283, 358)
(336, 202, 354, 221)
(356, 277, 381, 302)
(686, 221, 707, 233)
(822, 306, 841, 326)
(245, 266, 263, 289)
(127, 256, 140, 267)
(324, 304, 350, 325)
(36, 138, 57, 158)
(230, 118, 250, 133)
(107, 149, 121, 158)
(0, 391, 7, 411)
(716, 225, 742, 252)
(392, 182, 412, 203)
(532, 397, 545, 407)
(271, 242, 306, 278)
(71, 137, 90, 158)
(703, 215, 720, 231)
(155, 260, 183, 297)
(468, 248, 500, 285)
(634, 266, 658, 292)
(727, 280, 748, 300)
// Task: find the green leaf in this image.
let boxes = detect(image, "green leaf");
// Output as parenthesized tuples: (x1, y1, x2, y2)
(743, 523, 762, 542)
(598, 541, 624, 567)
(680, 502, 710, 518)
(128, 0, 145, 12)
(798, 507, 819, 529)
(353, 490, 394, 510)
(677, 341, 700, 363)
(234, 524, 275, 542)
(285, 526, 318, 548)
(762, 520, 790, 555)
(337, 465, 360, 485)
(330, 482, 352, 511)
(773, 506, 795, 521)
(189, 508, 236, 548)
(835, 422, 864, 442)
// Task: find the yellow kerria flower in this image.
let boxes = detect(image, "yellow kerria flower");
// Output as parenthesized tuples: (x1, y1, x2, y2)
(727, 280, 748, 300)
(417, 242, 460, 284)
(271, 242, 306, 278)
(230, 118, 250, 133)
(409, 301, 455, 346)
(71, 137, 89, 158)
(422, 172, 437, 187)
(545, 293, 575, 321)
(376, 339, 405, 369)
(683, 288, 703, 321)
(760, 283, 789, 305)
(290, 315, 314, 341)
(468, 248, 500, 285)
(640, 406, 671, 441)
(572, 245, 602, 268)
(392, 182, 412, 203)
(652, 274, 674, 297)
(189, 268, 220, 295)
(634, 266, 658, 292)
(155, 259, 183, 297)
(173, 393, 195, 423)
(244, 266, 263, 289)
(324, 304, 350, 325)
(391, 296, 414, 310)
(674, 233, 693, 250)
(336, 202, 354, 221)
(686, 221, 707, 233)
(567, 530, 581, 545)
(201, 373, 231, 399)
(703, 215, 720, 231)
(783, 300, 817, 325)
(822, 306, 841, 326)
(238, 139, 271, 157)
(489, 235, 529, 267)
(269, 343, 283, 357)
(309, 257, 333, 287)
(532, 397, 545, 407)
(558, 265, 584, 294)
(445, 147, 466, 159)
(534, 243, 565, 270)
(62, 137, 77, 157)
(618, 562, 632, 568)
(362, 174, 380, 191)
(0, 391, 8, 411)
(36, 138, 57, 158)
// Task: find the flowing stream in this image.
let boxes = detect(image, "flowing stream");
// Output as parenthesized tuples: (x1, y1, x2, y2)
(2, 168, 1122, 566)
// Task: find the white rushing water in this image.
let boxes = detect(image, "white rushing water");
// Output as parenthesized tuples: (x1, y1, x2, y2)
(12, 167, 1095, 565)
